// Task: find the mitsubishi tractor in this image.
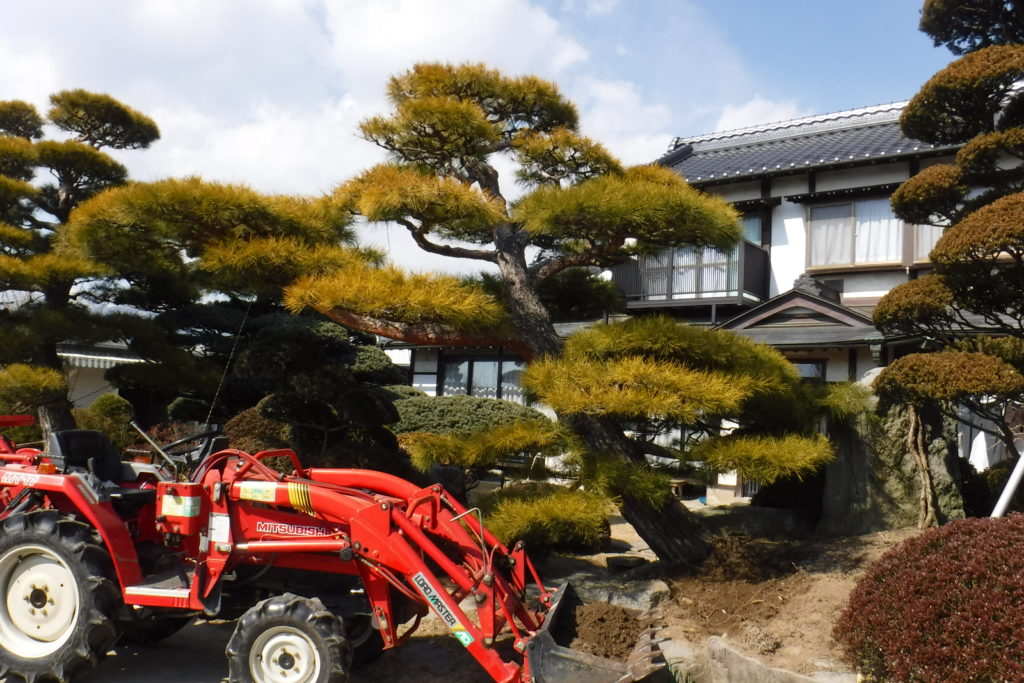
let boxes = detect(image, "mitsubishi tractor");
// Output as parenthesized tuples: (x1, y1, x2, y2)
(0, 416, 663, 683)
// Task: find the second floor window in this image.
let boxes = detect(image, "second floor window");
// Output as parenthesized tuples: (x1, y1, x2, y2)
(808, 198, 901, 267)
(640, 246, 738, 300)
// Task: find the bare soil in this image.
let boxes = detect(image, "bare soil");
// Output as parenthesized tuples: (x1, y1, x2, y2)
(661, 527, 921, 674)
(555, 599, 646, 661)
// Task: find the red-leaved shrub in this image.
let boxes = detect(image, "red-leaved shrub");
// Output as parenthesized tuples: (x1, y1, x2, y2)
(834, 515, 1024, 681)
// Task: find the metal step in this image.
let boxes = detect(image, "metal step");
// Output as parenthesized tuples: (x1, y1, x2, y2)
(125, 567, 194, 599)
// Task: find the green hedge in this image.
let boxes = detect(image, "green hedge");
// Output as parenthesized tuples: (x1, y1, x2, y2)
(393, 395, 549, 436)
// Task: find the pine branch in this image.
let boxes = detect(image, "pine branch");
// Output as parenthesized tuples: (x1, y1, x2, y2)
(398, 219, 498, 262)
(317, 305, 533, 359)
(534, 235, 625, 282)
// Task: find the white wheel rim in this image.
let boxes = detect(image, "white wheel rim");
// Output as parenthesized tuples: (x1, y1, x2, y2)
(0, 544, 80, 658)
(249, 625, 321, 683)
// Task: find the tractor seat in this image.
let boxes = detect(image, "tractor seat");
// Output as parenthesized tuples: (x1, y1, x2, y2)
(48, 430, 157, 507)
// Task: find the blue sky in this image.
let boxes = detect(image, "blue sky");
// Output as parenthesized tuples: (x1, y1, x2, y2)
(1, 0, 952, 269)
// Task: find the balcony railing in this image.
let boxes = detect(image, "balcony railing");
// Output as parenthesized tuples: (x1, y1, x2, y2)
(611, 241, 769, 308)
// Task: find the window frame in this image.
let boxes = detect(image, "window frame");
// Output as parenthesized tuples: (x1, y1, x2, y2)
(436, 355, 527, 403)
(790, 359, 828, 383)
(807, 198, 905, 269)
(640, 245, 740, 300)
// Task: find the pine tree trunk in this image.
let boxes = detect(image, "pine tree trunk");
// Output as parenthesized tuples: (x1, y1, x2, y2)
(619, 492, 711, 567)
(906, 405, 938, 529)
(567, 415, 711, 567)
(493, 236, 711, 566)
(37, 398, 76, 443)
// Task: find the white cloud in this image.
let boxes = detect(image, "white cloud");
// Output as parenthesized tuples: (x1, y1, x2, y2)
(120, 97, 382, 195)
(572, 77, 673, 164)
(714, 96, 809, 132)
(0, 0, 755, 272)
(321, 0, 588, 98)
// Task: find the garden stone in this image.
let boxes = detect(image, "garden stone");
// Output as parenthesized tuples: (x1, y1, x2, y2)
(568, 573, 670, 611)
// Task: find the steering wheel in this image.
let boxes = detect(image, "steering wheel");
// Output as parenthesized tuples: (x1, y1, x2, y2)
(159, 430, 225, 470)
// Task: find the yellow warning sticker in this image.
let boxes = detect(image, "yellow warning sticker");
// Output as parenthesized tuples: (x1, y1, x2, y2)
(239, 482, 276, 503)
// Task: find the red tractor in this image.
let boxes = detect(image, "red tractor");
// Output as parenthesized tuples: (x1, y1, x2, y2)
(0, 417, 663, 683)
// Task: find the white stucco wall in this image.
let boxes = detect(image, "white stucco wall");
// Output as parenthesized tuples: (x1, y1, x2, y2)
(768, 201, 808, 296)
(714, 181, 761, 202)
(839, 271, 909, 300)
(816, 163, 911, 191)
(770, 175, 809, 196)
(383, 349, 411, 367)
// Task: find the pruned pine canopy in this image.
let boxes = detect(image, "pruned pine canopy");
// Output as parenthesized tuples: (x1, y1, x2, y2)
(293, 62, 739, 353)
(0, 364, 67, 409)
(522, 317, 795, 423)
(872, 274, 956, 335)
(920, 0, 1024, 56)
(48, 89, 159, 150)
(692, 434, 834, 484)
(0, 91, 158, 361)
(901, 45, 1024, 144)
(875, 351, 1024, 406)
(523, 317, 831, 482)
(284, 266, 511, 339)
(878, 10, 1024, 431)
(67, 177, 360, 307)
(400, 418, 563, 471)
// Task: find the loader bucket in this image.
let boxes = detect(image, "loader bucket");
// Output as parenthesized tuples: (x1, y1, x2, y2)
(524, 582, 667, 683)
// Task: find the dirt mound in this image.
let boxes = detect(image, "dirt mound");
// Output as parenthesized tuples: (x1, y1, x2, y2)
(551, 595, 646, 661)
(662, 529, 921, 674)
(699, 535, 807, 582)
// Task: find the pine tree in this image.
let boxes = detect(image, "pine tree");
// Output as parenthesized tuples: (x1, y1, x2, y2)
(275, 63, 829, 565)
(0, 91, 158, 433)
(875, 4, 1024, 456)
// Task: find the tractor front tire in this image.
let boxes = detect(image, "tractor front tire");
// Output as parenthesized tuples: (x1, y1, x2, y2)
(346, 614, 384, 666)
(226, 593, 351, 683)
(0, 510, 121, 683)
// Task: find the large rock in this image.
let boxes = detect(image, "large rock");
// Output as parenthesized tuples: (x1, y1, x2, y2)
(817, 404, 969, 535)
(696, 505, 814, 538)
(567, 573, 670, 612)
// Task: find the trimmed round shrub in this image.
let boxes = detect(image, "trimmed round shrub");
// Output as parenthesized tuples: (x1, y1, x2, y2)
(224, 407, 288, 454)
(74, 393, 136, 452)
(484, 483, 611, 558)
(393, 395, 549, 436)
(834, 515, 1024, 681)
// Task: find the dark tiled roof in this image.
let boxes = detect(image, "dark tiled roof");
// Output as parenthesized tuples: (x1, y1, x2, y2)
(659, 102, 959, 184)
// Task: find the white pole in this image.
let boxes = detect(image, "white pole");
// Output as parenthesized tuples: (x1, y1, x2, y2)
(991, 450, 1024, 518)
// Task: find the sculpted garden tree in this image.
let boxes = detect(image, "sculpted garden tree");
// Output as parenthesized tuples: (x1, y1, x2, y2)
(275, 63, 831, 565)
(919, 0, 1024, 55)
(65, 177, 411, 469)
(0, 91, 159, 433)
(873, 9, 1024, 460)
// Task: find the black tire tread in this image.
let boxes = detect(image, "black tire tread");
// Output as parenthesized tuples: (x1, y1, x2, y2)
(0, 510, 120, 683)
(226, 593, 351, 683)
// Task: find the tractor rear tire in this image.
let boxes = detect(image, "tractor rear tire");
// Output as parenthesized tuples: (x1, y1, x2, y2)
(226, 593, 351, 683)
(0, 510, 121, 683)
